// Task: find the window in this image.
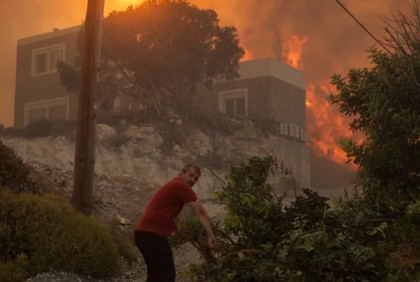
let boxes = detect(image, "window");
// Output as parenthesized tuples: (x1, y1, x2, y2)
(24, 97, 69, 126)
(218, 89, 247, 117)
(113, 95, 144, 112)
(49, 105, 67, 120)
(32, 44, 64, 76)
(29, 108, 47, 121)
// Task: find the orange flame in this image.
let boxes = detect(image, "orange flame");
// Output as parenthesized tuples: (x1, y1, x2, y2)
(240, 48, 254, 62)
(281, 35, 308, 70)
(306, 81, 360, 168)
(280, 33, 358, 168)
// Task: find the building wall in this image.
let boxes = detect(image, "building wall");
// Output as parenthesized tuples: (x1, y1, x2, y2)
(194, 58, 306, 129)
(193, 57, 310, 187)
(270, 136, 311, 190)
(13, 29, 311, 186)
(268, 78, 306, 128)
(14, 26, 81, 128)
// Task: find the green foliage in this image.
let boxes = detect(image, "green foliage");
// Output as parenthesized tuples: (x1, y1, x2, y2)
(0, 188, 119, 280)
(0, 254, 28, 282)
(0, 141, 62, 195)
(326, 6, 420, 279)
(173, 156, 418, 281)
(102, 0, 244, 112)
(20, 119, 52, 137)
(103, 0, 243, 112)
(0, 119, 76, 139)
(327, 8, 420, 276)
(328, 4, 420, 212)
(195, 113, 246, 136)
(0, 141, 31, 192)
(59, 0, 244, 115)
(56, 61, 80, 93)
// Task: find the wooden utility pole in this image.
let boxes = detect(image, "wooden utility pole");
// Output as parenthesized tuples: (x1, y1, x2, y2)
(72, 0, 104, 215)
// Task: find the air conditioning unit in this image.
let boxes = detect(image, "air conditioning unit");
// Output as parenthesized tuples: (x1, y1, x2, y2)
(280, 123, 288, 135)
(289, 124, 300, 138)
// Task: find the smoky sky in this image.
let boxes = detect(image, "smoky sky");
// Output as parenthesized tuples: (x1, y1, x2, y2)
(0, 0, 126, 127)
(194, 0, 407, 81)
(0, 0, 410, 163)
(195, 0, 408, 162)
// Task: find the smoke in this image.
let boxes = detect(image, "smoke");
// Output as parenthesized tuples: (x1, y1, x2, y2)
(0, 0, 409, 166)
(193, 0, 404, 79)
(191, 0, 408, 166)
(0, 0, 131, 127)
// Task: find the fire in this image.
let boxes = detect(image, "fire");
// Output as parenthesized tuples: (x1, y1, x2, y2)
(281, 33, 357, 168)
(105, 0, 145, 13)
(306, 81, 360, 167)
(281, 35, 308, 70)
(240, 48, 254, 62)
(114, 0, 141, 6)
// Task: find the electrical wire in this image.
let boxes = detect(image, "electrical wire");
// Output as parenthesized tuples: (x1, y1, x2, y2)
(335, 0, 392, 54)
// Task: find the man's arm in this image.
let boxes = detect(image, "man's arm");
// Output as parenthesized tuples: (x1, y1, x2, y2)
(189, 201, 217, 248)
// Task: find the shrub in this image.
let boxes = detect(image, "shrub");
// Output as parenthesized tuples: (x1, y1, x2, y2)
(19, 119, 52, 138)
(194, 113, 244, 136)
(173, 156, 403, 281)
(0, 141, 58, 194)
(0, 188, 119, 280)
(0, 254, 28, 282)
(0, 119, 76, 139)
(0, 141, 31, 192)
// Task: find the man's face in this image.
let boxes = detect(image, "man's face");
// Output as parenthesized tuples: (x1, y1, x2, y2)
(180, 167, 200, 187)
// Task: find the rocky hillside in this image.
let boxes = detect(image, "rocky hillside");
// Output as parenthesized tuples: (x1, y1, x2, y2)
(0, 114, 356, 281)
(0, 114, 356, 224)
(1, 114, 355, 196)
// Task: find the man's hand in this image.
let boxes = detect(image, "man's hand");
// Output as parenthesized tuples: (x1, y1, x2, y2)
(189, 201, 217, 249)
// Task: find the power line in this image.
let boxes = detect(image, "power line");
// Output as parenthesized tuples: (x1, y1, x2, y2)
(335, 0, 392, 54)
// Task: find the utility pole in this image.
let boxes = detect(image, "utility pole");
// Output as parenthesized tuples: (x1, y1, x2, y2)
(72, 0, 104, 215)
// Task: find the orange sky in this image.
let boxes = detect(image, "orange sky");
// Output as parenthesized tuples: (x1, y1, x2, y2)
(0, 0, 409, 167)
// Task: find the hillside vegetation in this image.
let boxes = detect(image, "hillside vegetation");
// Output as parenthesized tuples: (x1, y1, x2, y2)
(0, 113, 418, 281)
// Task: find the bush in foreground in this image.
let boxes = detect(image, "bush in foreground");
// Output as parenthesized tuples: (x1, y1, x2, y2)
(173, 156, 418, 281)
(0, 188, 119, 281)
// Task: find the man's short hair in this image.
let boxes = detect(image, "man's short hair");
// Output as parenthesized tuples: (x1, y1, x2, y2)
(181, 164, 201, 175)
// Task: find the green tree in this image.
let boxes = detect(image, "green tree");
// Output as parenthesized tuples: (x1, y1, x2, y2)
(172, 156, 392, 281)
(169, 4, 420, 280)
(329, 1, 420, 211)
(58, 0, 244, 115)
(327, 5, 420, 277)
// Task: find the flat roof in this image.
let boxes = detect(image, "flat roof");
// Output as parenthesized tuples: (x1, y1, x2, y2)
(17, 25, 82, 46)
(238, 57, 305, 90)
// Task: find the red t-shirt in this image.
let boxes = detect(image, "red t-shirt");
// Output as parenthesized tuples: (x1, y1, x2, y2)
(135, 177, 199, 236)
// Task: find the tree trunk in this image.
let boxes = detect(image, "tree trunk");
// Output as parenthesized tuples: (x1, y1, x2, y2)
(72, 0, 104, 215)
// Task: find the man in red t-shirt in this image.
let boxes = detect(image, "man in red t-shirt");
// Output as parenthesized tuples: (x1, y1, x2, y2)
(135, 164, 217, 282)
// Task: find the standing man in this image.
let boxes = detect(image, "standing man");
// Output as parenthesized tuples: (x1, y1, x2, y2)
(135, 164, 217, 282)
